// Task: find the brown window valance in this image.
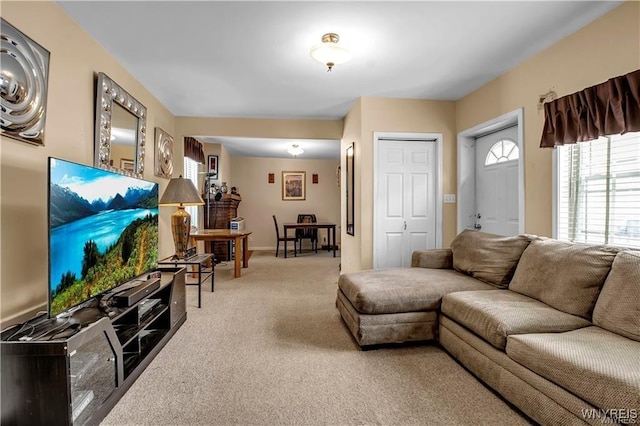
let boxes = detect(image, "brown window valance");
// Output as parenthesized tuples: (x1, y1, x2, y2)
(184, 136, 205, 164)
(540, 69, 640, 148)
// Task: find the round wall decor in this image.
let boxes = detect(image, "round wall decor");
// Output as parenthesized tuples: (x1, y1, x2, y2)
(0, 18, 50, 146)
(155, 127, 174, 178)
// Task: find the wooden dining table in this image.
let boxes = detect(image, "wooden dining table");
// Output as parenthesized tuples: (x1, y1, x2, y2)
(189, 229, 252, 277)
(282, 222, 337, 258)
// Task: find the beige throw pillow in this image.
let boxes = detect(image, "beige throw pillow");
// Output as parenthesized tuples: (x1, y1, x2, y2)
(593, 251, 640, 341)
(450, 230, 533, 288)
(509, 239, 618, 319)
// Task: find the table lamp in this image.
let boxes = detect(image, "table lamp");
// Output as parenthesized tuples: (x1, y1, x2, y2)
(159, 175, 204, 259)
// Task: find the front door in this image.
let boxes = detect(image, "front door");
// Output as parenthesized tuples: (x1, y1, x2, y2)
(474, 127, 519, 235)
(375, 139, 437, 268)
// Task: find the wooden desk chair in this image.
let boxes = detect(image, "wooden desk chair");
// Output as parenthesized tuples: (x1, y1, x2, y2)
(296, 214, 318, 253)
(273, 215, 298, 257)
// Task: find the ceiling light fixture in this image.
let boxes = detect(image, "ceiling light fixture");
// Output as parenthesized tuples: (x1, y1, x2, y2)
(287, 144, 304, 157)
(310, 33, 351, 72)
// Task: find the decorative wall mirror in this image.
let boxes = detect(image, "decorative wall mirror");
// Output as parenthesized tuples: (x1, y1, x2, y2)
(346, 143, 355, 236)
(94, 72, 147, 177)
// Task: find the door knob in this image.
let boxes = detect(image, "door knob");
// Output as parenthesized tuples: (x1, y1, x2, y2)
(474, 213, 482, 230)
(403, 221, 407, 230)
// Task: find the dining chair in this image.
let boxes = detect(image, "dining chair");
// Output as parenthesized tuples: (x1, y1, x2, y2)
(296, 214, 318, 254)
(273, 215, 297, 257)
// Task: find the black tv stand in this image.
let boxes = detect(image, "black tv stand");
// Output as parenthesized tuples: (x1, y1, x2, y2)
(1, 267, 186, 426)
(113, 277, 161, 307)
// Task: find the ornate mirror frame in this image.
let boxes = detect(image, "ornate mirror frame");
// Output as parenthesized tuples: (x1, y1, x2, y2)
(94, 72, 147, 177)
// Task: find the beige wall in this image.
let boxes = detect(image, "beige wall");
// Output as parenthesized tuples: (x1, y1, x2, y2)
(229, 157, 340, 250)
(110, 144, 135, 170)
(0, 1, 176, 326)
(341, 99, 363, 273)
(456, 1, 640, 238)
(343, 97, 457, 272)
(175, 117, 343, 141)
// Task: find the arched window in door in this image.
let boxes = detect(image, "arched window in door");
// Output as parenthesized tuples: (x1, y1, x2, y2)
(485, 139, 519, 165)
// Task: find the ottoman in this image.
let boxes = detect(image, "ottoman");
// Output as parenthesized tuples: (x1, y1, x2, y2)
(336, 267, 495, 346)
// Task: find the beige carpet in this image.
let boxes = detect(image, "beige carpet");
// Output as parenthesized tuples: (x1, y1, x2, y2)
(101, 251, 531, 426)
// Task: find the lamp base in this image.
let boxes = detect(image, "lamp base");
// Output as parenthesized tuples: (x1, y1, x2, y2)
(171, 207, 191, 259)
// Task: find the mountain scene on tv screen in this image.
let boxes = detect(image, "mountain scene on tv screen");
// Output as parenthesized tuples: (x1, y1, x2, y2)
(49, 159, 159, 316)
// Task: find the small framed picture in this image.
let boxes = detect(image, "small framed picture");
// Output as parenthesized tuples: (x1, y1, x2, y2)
(208, 155, 219, 179)
(120, 159, 135, 172)
(282, 171, 306, 201)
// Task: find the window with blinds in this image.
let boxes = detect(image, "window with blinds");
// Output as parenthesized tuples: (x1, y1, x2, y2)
(556, 132, 640, 248)
(183, 157, 200, 228)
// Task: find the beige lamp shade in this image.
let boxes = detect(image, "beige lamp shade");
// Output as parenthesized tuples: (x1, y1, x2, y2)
(159, 176, 204, 258)
(159, 175, 204, 206)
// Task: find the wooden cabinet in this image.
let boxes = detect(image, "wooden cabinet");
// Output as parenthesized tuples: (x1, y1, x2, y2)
(202, 193, 241, 261)
(0, 267, 186, 426)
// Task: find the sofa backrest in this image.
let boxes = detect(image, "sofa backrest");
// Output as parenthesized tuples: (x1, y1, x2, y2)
(592, 250, 640, 341)
(450, 230, 533, 289)
(509, 238, 619, 319)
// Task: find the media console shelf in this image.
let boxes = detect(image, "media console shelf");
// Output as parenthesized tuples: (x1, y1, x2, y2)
(1, 267, 186, 426)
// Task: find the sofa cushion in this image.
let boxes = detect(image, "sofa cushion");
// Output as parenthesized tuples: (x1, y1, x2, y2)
(411, 249, 453, 269)
(441, 290, 591, 350)
(338, 268, 495, 315)
(593, 250, 640, 342)
(507, 327, 640, 416)
(450, 230, 532, 289)
(509, 239, 618, 319)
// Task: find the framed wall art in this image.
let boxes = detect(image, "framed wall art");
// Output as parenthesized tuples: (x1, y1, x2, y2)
(0, 18, 51, 146)
(154, 127, 174, 178)
(120, 159, 135, 172)
(282, 171, 306, 201)
(208, 155, 219, 179)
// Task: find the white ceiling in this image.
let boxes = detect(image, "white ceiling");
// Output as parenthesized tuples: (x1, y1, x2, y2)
(199, 136, 341, 159)
(57, 0, 621, 158)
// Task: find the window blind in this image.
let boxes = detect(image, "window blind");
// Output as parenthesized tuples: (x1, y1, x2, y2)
(557, 132, 640, 248)
(183, 157, 200, 228)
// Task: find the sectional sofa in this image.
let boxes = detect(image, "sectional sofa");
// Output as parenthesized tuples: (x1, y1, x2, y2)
(336, 230, 640, 425)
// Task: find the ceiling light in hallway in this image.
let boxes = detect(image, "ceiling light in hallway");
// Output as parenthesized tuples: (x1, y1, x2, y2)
(310, 33, 351, 72)
(287, 144, 304, 157)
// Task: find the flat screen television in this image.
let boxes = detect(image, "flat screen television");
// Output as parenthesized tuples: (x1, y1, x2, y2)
(48, 157, 159, 317)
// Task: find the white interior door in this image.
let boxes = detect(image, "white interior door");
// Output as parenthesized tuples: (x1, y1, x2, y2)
(376, 140, 437, 268)
(475, 127, 519, 236)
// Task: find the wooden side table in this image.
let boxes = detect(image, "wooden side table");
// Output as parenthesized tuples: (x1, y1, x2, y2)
(158, 253, 214, 308)
(189, 230, 252, 278)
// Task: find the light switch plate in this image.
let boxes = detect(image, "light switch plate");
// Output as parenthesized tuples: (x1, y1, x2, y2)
(444, 194, 456, 204)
